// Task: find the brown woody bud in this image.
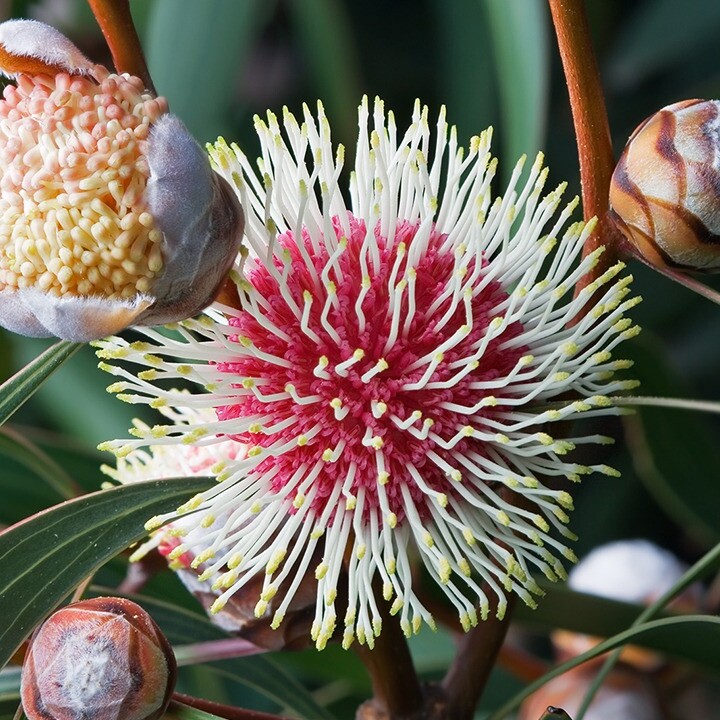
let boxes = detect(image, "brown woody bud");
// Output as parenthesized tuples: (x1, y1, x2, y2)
(21, 597, 176, 720)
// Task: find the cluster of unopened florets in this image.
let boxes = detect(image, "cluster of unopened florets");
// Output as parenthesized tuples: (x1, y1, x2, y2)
(0, 69, 167, 299)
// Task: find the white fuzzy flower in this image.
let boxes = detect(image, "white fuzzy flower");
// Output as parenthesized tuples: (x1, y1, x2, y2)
(97, 97, 639, 650)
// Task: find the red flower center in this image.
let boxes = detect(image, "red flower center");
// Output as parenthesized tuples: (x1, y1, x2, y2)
(216, 213, 526, 520)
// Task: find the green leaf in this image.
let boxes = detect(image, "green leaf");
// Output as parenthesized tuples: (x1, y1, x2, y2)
(121, 594, 335, 720)
(0, 667, 23, 719)
(10, 339, 144, 447)
(622, 333, 720, 546)
(145, 0, 273, 142)
(0, 427, 77, 501)
(428, 0, 496, 147)
(489, 614, 720, 719)
(0, 668, 21, 697)
(607, 0, 720, 90)
(483, 0, 550, 171)
(286, 0, 361, 148)
(0, 477, 211, 670)
(167, 701, 228, 720)
(0, 429, 111, 526)
(571, 534, 720, 718)
(515, 537, 720, 655)
(515, 584, 651, 639)
(0, 341, 81, 427)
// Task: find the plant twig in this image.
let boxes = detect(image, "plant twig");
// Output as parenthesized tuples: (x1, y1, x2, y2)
(173, 638, 266, 665)
(171, 693, 290, 720)
(86, 0, 155, 92)
(548, 0, 618, 294)
(354, 600, 424, 719)
(441, 595, 517, 720)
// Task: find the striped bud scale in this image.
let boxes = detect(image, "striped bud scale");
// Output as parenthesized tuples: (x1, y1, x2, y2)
(0, 20, 243, 342)
(610, 99, 720, 272)
(21, 597, 176, 720)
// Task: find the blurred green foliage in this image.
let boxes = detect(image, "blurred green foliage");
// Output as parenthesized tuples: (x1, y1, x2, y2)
(2, 0, 720, 717)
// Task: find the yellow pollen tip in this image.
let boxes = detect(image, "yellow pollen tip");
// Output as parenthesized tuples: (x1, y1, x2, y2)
(210, 598, 227, 614)
(144, 517, 162, 531)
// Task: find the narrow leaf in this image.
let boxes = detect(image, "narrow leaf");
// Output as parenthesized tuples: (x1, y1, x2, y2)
(167, 701, 228, 720)
(489, 614, 720, 719)
(0, 667, 21, 719)
(145, 0, 271, 141)
(623, 334, 720, 546)
(0, 427, 78, 500)
(286, 0, 361, 147)
(0, 477, 211, 669)
(429, 0, 496, 146)
(11, 338, 145, 446)
(514, 584, 653, 639)
(0, 341, 81, 426)
(483, 0, 550, 171)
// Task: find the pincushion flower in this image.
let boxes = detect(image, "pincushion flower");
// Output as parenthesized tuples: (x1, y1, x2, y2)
(97, 97, 640, 650)
(0, 19, 243, 342)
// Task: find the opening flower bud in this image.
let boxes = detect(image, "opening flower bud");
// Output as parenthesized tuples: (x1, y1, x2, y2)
(0, 20, 243, 342)
(21, 596, 177, 720)
(609, 99, 720, 272)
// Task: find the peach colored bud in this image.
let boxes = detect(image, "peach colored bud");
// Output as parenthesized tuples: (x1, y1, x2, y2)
(0, 20, 243, 342)
(21, 597, 176, 720)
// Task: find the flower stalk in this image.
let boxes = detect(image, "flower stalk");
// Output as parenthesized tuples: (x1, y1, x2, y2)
(547, 0, 618, 293)
(171, 694, 290, 720)
(354, 600, 424, 719)
(442, 594, 517, 720)
(87, 0, 155, 91)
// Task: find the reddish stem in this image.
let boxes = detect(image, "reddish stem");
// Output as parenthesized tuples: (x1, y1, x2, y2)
(354, 603, 424, 719)
(441, 595, 516, 720)
(86, 0, 155, 91)
(548, 0, 617, 294)
(171, 693, 290, 720)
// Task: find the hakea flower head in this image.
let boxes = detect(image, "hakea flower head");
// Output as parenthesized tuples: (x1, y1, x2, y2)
(0, 19, 243, 341)
(97, 97, 640, 650)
